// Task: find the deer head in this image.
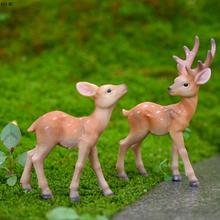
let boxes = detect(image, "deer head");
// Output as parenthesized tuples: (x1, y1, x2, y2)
(76, 82, 127, 108)
(168, 36, 216, 97)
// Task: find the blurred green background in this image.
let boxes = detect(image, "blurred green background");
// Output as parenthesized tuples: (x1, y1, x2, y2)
(0, 0, 219, 219)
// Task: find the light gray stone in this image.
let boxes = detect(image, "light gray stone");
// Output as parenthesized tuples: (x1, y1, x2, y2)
(113, 156, 220, 220)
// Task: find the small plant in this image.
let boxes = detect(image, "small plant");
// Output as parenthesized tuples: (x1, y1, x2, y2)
(183, 127, 192, 140)
(0, 121, 26, 186)
(153, 128, 192, 181)
(46, 207, 109, 220)
(153, 159, 172, 181)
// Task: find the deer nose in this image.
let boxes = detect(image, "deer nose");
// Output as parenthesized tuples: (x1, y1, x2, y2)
(120, 84, 127, 93)
(168, 87, 171, 91)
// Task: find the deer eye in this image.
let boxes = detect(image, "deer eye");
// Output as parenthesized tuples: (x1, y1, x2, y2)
(106, 88, 112, 93)
(183, 83, 189, 87)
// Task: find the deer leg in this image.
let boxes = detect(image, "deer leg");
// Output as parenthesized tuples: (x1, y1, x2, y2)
(32, 145, 54, 199)
(116, 131, 147, 180)
(20, 147, 36, 191)
(69, 144, 90, 202)
(132, 141, 148, 176)
(89, 146, 113, 196)
(170, 131, 198, 187)
(171, 143, 182, 182)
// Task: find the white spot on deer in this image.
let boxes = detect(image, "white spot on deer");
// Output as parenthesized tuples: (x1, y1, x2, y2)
(156, 110, 161, 114)
(144, 104, 148, 108)
(137, 110, 140, 114)
(52, 117, 57, 120)
(160, 118, 164, 121)
(151, 105, 155, 108)
(86, 119, 90, 124)
(62, 114, 67, 118)
(45, 126, 49, 130)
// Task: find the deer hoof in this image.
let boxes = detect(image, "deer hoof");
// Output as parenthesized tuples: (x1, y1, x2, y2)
(21, 184, 32, 192)
(70, 196, 80, 202)
(140, 171, 148, 177)
(172, 175, 182, 182)
(118, 174, 129, 181)
(189, 180, 199, 187)
(70, 190, 80, 202)
(41, 194, 53, 200)
(23, 187, 32, 193)
(103, 189, 114, 197)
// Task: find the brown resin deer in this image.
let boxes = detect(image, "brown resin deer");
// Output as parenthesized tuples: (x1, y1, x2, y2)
(116, 36, 216, 187)
(20, 82, 127, 201)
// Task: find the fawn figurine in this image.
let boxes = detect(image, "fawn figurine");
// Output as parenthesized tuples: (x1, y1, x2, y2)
(20, 82, 127, 201)
(116, 36, 216, 187)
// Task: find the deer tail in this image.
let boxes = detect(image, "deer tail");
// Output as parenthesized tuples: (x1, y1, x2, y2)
(122, 109, 130, 117)
(27, 121, 37, 132)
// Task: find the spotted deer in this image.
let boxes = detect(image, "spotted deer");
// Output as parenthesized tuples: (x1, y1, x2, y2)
(116, 36, 216, 186)
(20, 82, 127, 201)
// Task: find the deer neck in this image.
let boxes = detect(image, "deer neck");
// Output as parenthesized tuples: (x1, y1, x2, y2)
(179, 94, 198, 121)
(90, 106, 114, 133)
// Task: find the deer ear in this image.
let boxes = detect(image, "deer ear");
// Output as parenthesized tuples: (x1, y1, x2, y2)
(195, 68, 211, 85)
(76, 82, 98, 97)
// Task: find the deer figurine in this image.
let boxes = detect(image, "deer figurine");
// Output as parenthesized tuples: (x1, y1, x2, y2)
(20, 82, 127, 201)
(116, 36, 216, 187)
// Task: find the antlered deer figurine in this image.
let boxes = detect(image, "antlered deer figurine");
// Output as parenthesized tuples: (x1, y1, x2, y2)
(20, 82, 127, 201)
(116, 36, 216, 187)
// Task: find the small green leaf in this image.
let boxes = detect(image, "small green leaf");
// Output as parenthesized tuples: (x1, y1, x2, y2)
(159, 159, 168, 169)
(183, 132, 190, 140)
(16, 152, 27, 167)
(96, 215, 109, 220)
(1, 122, 22, 149)
(6, 175, 17, 186)
(183, 127, 191, 140)
(46, 207, 79, 220)
(0, 151, 7, 165)
(185, 127, 191, 133)
(80, 214, 94, 220)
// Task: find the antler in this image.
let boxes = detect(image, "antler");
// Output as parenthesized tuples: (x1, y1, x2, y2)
(173, 36, 200, 75)
(173, 36, 216, 76)
(187, 38, 216, 76)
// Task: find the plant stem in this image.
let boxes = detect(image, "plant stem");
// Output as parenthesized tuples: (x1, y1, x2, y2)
(0, 166, 10, 173)
(8, 148, 14, 176)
